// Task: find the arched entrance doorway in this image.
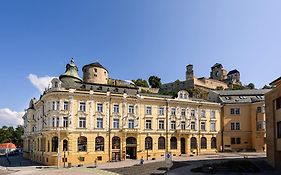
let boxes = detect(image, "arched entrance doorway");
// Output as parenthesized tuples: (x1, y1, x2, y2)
(180, 138, 186, 154)
(126, 137, 137, 159)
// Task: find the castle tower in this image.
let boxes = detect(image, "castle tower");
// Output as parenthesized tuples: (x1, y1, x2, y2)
(82, 61, 108, 84)
(186, 64, 194, 80)
(210, 63, 226, 81)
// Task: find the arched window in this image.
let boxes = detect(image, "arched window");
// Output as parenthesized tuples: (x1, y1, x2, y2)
(190, 137, 197, 149)
(158, 137, 165, 150)
(95, 136, 104, 151)
(63, 139, 68, 151)
(145, 137, 153, 150)
(77, 136, 87, 152)
(170, 137, 177, 149)
(126, 137, 137, 145)
(112, 136, 120, 149)
(211, 137, 217, 149)
(201, 137, 207, 149)
(51, 136, 58, 152)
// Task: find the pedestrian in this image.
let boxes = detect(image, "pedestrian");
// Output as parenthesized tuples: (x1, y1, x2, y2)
(140, 156, 144, 165)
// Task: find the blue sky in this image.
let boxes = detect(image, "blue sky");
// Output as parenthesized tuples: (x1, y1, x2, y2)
(0, 0, 281, 126)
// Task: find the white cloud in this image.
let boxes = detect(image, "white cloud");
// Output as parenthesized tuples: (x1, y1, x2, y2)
(28, 74, 55, 93)
(0, 108, 24, 127)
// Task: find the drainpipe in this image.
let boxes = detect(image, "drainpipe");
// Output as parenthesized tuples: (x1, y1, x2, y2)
(107, 91, 111, 162)
(165, 99, 169, 155)
(221, 104, 225, 152)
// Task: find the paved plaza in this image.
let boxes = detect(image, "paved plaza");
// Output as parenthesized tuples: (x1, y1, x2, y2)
(0, 152, 281, 175)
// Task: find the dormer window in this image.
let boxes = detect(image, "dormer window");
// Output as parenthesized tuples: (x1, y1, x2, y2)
(94, 68, 97, 73)
(177, 90, 189, 100)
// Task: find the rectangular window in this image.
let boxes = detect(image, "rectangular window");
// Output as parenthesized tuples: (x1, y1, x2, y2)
(159, 107, 164, 116)
(201, 110, 206, 118)
(231, 122, 240, 130)
(113, 104, 119, 113)
(52, 117, 55, 127)
(159, 120, 164, 130)
(210, 111, 216, 119)
(113, 119, 119, 129)
(230, 108, 235, 115)
(231, 138, 236, 144)
(146, 106, 152, 115)
(171, 121, 176, 130)
(97, 103, 103, 113)
(256, 107, 262, 113)
(191, 110, 195, 117)
(79, 117, 86, 128)
(52, 101, 60, 111)
(191, 121, 196, 130)
(210, 122, 216, 131)
(277, 121, 281, 138)
(235, 122, 240, 130)
(63, 101, 69, 111)
(128, 105, 134, 114)
(181, 108, 186, 116)
(231, 108, 240, 115)
(181, 121, 186, 130)
(231, 122, 235, 130)
(200, 122, 206, 131)
(96, 118, 103, 128)
(56, 117, 60, 127)
(128, 119, 134, 128)
(171, 108, 176, 116)
(276, 97, 281, 110)
(63, 117, 68, 127)
(145, 120, 152, 129)
(236, 138, 241, 144)
(79, 102, 86, 112)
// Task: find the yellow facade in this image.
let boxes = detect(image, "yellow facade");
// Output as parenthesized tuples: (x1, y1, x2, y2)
(22, 88, 221, 166)
(208, 90, 268, 152)
(265, 77, 281, 169)
(221, 102, 266, 152)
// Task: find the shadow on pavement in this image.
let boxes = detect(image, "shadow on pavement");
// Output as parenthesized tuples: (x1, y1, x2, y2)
(0, 155, 44, 167)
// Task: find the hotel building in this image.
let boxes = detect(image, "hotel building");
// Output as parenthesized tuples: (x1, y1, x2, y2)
(22, 59, 221, 166)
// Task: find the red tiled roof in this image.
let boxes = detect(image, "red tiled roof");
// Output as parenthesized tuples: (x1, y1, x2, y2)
(0, 143, 16, 149)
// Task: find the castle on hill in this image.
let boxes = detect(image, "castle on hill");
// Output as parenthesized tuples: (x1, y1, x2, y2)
(160, 63, 241, 93)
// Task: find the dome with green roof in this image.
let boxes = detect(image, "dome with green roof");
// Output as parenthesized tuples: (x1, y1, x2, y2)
(59, 58, 82, 83)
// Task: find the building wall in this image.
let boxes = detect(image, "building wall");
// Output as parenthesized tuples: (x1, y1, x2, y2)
(265, 84, 281, 169)
(194, 78, 228, 90)
(23, 88, 221, 166)
(222, 103, 266, 151)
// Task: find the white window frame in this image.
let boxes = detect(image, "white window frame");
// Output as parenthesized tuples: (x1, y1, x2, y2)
(97, 103, 103, 113)
(158, 120, 164, 130)
(159, 107, 164, 116)
(96, 118, 103, 128)
(79, 102, 86, 112)
(113, 104, 119, 113)
(79, 117, 86, 128)
(145, 119, 152, 129)
(128, 105, 134, 114)
(146, 106, 152, 115)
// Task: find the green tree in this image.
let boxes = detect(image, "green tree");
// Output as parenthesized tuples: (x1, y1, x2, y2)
(148, 76, 161, 88)
(12, 125, 24, 147)
(215, 86, 224, 90)
(262, 85, 271, 89)
(246, 83, 255, 89)
(132, 79, 149, 87)
(0, 125, 24, 147)
(231, 84, 245, 90)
